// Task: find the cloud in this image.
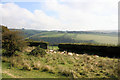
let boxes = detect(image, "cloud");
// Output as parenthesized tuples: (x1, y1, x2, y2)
(0, 0, 118, 31)
(42, 0, 118, 30)
(0, 3, 62, 30)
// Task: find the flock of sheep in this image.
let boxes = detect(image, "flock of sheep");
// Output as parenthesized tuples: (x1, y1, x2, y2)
(46, 49, 99, 57)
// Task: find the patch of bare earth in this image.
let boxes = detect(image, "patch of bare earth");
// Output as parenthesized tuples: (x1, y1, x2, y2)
(2, 71, 20, 78)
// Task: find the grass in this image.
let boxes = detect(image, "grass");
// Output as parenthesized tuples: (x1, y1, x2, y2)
(2, 62, 66, 78)
(74, 34, 118, 45)
(2, 73, 13, 78)
(28, 32, 118, 45)
(48, 46, 59, 50)
(30, 32, 64, 38)
(2, 49, 120, 78)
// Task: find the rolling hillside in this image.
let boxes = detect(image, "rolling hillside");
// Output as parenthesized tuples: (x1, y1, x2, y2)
(16, 29, 118, 45)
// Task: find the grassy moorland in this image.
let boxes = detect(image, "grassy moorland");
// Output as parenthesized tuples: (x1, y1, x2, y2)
(2, 27, 119, 79)
(2, 62, 65, 78)
(2, 47, 120, 78)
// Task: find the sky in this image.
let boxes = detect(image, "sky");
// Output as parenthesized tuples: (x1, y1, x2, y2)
(0, 0, 119, 31)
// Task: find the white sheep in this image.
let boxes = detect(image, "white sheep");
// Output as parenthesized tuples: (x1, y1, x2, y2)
(68, 52, 73, 56)
(76, 54, 79, 56)
(50, 50, 54, 52)
(94, 55, 99, 57)
(54, 51, 57, 54)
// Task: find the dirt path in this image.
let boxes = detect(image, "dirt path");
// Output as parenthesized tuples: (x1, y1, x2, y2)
(2, 70, 20, 78)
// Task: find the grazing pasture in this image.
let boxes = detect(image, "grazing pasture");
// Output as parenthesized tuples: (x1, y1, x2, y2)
(2, 48, 120, 78)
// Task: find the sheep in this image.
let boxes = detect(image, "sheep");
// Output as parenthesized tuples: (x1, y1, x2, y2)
(50, 50, 54, 52)
(94, 55, 99, 57)
(68, 52, 73, 56)
(54, 51, 57, 54)
(76, 54, 79, 56)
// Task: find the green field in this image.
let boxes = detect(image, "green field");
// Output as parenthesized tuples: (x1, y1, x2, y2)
(48, 46, 59, 50)
(73, 34, 118, 45)
(26, 31, 118, 45)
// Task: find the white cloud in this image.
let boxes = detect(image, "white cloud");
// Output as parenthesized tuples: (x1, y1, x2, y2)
(0, 0, 119, 31)
(0, 3, 62, 30)
(42, 0, 118, 30)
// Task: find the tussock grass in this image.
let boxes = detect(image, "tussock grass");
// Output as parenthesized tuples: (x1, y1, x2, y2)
(2, 51, 120, 78)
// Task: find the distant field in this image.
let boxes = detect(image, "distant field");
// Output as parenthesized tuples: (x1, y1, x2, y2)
(74, 34, 118, 45)
(31, 32, 65, 38)
(26, 31, 118, 45)
(48, 46, 59, 50)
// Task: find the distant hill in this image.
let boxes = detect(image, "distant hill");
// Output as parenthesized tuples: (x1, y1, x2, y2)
(9, 29, 42, 38)
(9, 29, 118, 45)
(89, 30, 118, 33)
